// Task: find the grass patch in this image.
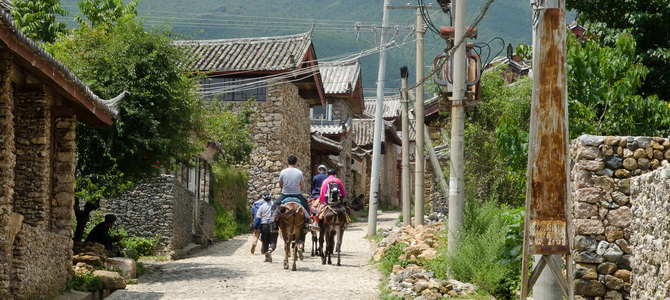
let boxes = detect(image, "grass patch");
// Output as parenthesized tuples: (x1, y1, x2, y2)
(66, 272, 102, 292)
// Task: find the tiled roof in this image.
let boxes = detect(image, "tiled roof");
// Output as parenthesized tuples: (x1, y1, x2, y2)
(311, 117, 352, 136)
(0, 9, 120, 125)
(364, 94, 402, 119)
(320, 59, 360, 95)
(353, 119, 398, 147)
(311, 133, 341, 152)
(174, 31, 313, 72)
(0, 0, 11, 13)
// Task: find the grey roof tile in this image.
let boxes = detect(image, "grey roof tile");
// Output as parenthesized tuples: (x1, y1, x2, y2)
(174, 31, 313, 72)
(364, 94, 402, 119)
(320, 59, 360, 95)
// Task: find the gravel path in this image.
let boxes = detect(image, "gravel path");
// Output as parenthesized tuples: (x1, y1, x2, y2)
(107, 211, 399, 300)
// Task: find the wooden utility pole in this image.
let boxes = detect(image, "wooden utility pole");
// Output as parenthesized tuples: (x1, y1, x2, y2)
(367, 0, 390, 237)
(520, 0, 573, 299)
(400, 67, 411, 227)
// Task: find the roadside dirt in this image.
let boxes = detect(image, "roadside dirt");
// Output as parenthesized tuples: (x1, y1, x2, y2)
(106, 211, 399, 300)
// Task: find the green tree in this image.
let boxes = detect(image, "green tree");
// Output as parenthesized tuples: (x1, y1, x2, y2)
(567, 31, 670, 137)
(201, 102, 255, 165)
(11, 0, 68, 43)
(567, 0, 670, 100)
(75, 0, 138, 26)
(47, 14, 204, 241)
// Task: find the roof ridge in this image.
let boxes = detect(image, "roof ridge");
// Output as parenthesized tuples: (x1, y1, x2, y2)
(173, 30, 312, 45)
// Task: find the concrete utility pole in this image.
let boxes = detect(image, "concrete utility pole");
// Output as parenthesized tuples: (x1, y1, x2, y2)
(413, 5, 426, 226)
(448, 0, 466, 255)
(520, 0, 573, 298)
(367, 0, 390, 237)
(400, 67, 411, 227)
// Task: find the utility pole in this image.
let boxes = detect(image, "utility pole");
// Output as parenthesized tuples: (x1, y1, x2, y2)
(448, 0, 466, 255)
(520, 0, 573, 299)
(400, 67, 411, 227)
(413, 5, 426, 226)
(367, 0, 390, 237)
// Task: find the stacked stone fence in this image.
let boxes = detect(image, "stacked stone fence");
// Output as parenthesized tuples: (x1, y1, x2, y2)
(571, 135, 670, 300)
(102, 175, 200, 257)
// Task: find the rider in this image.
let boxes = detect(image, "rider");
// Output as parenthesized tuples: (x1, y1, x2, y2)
(310, 165, 328, 199)
(319, 169, 346, 205)
(255, 192, 278, 259)
(273, 154, 311, 222)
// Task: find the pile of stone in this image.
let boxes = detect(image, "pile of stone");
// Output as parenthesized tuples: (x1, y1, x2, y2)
(72, 242, 136, 295)
(373, 223, 478, 299)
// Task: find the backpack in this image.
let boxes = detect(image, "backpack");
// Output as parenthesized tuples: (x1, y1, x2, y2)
(327, 181, 341, 204)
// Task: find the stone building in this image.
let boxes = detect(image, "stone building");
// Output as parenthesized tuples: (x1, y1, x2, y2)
(0, 8, 123, 298)
(310, 59, 364, 196)
(570, 134, 670, 299)
(175, 31, 324, 200)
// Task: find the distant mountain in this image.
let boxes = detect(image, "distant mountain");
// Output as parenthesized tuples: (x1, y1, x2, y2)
(60, 0, 540, 96)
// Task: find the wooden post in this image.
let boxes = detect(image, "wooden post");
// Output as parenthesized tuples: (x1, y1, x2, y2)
(520, 0, 573, 299)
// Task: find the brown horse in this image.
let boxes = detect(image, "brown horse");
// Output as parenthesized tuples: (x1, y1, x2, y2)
(277, 201, 305, 271)
(307, 197, 323, 257)
(318, 202, 349, 266)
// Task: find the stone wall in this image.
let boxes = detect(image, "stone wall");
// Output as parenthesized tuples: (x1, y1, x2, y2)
(380, 138, 400, 207)
(236, 80, 312, 199)
(629, 166, 670, 299)
(102, 175, 195, 255)
(0, 51, 15, 294)
(570, 135, 670, 299)
(51, 117, 77, 237)
(197, 200, 215, 244)
(10, 226, 71, 298)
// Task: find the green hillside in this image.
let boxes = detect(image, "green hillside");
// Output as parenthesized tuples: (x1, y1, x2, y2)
(60, 0, 539, 95)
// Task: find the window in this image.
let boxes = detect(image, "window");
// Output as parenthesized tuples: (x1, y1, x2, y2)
(310, 103, 332, 121)
(202, 77, 266, 101)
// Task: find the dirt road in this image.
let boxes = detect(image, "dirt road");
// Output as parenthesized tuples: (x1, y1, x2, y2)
(106, 211, 399, 300)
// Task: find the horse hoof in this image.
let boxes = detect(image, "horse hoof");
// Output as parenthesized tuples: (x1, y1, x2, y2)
(337, 263, 341, 266)
(292, 265, 297, 271)
(299, 251, 304, 261)
(283, 263, 289, 269)
(264, 253, 272, 262)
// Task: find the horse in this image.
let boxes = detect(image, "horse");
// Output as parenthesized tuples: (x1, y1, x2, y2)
(318, 201, 349, 266)
(277, 200, 306, 271)
(307, 197, 323, 257)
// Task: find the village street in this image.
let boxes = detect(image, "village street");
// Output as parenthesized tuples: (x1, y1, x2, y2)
(106, 211, 399, 300)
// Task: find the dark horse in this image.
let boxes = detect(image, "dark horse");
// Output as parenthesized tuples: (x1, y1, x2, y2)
(277, 201, 305, 271)
(318, 201, 349, 266)
(308, 197, 322, 257)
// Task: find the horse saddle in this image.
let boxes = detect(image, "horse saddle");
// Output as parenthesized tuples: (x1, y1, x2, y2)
(281, 197, 302, 204)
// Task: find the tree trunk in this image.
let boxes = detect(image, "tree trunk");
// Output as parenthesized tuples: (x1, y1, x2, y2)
(73, 199, 98, 243)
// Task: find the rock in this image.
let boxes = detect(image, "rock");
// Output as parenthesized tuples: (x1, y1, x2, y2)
(575, 264, 598, 280)
(638, 158, 650, 169)
(622, 157, 637, 170)
(596, 241, 609, 255)
(580, 160, 605, 172)
(574, 187, 603, 204)
(605, 290, 624, 300)
(665, 148, 670, 160)
(635, 137, 652, 148)
(593, 176, 614, 191)
(614, 269, 631, 282)
(614, 169, 630, 178)
(581, 135, 605, 146)
(72, 255, 103, 268)
(603, 244, 624, 262)
(574, 279, 606, 296)
(617, 254, 632, 270)
(651, 158, 662, 169)
(604, 136, 619, 146)
(605, 274, 624, 290)
(595, 168, 614, 177)
(74, 262, 95, 275)
(606, 207, 632, 227)
(574, 202, 598, 218)
(605, 227, 624, 242)
(614, 239, 631, 254)
(597, 262, 618, 274)
(105, 257, 137, 279)
(617, 179, 631, 195)
(651, 140, 665, 150)
(92, 270, 126, 290)
(574, 251, 604, 264)
(600, 145, 614, 156)
(574, 170, 595, 188)
(604, 156, 623, 169)
(633, 148, 647, 159)
(610, 191, 629, 206)
(574, 235, 597, 252)
(576, 146, 601, 160)
(574, 219, 605, 235)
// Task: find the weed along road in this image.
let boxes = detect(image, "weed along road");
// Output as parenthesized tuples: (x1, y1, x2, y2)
(106, 211, 399, 300)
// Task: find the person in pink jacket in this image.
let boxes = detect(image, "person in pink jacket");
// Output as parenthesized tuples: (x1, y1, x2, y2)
(319, 169, 346, 204)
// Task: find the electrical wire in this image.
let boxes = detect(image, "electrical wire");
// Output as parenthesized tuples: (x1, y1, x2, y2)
(417, 0, 441, 35)
(470, 37, 506, 71)
(403, 0, 496, 92)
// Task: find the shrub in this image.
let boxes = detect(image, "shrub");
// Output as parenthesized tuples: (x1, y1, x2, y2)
(122, 235, 159, 260)
(377, 242, 409, 277)
(210, 164, 250, 240)
(426, 200, 523, 300)
(66, 272, 102, 292)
